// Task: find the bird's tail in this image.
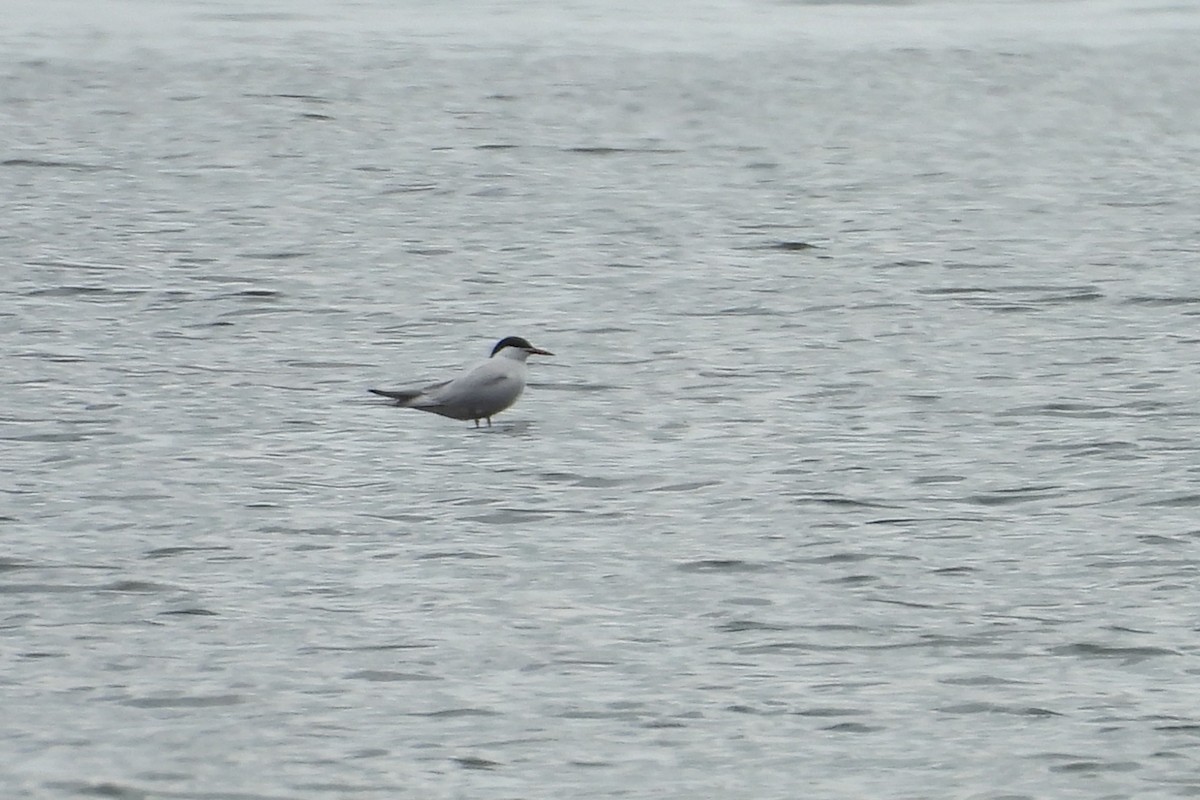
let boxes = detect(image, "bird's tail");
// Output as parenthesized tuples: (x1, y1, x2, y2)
(368, 388, 423, 405)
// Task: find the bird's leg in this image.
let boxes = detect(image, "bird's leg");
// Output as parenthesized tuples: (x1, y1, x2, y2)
(473, 418, 480, 428)
(486, 417, 492, 427)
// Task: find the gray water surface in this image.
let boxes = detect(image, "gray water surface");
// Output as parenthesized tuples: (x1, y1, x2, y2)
(4, 1, 1200, 798)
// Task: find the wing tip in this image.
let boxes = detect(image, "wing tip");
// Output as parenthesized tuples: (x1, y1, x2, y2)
(368, 388, 421, 403)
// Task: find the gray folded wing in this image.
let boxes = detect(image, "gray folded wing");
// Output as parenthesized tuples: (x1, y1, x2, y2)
(368, 379, 451, 405)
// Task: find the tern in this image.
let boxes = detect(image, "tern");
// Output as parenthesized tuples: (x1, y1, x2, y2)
(369, 336, 553, 427)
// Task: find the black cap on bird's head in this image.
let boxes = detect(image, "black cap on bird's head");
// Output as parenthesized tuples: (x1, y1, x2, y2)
(492, 336, 553, 357)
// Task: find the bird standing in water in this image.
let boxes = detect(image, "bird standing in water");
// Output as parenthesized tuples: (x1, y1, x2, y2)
(369, 336, 553, 427)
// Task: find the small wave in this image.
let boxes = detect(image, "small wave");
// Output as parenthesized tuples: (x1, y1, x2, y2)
(347, 670, 440, 682)
(1123, 295, 1200, 306)
(158, 608, 218, 616)
(122, 694, 243, 708)
(1051, 642, 1177, 660)
(963, 485, 1062, 506)
(791, 493, 896, 508)
(563, 146, 681, 155)
(410, 708, 498, 718)
(416, 550, 498, 560)
(677, 559, 772, 573)
(1140, 493, 1200, 507)
(716, 619, 792, 633)
(1, 158, 110, 172)
(648, 480, 722, 492)
(938, 702, 1062, 717)
(794, 706, 871, 717)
